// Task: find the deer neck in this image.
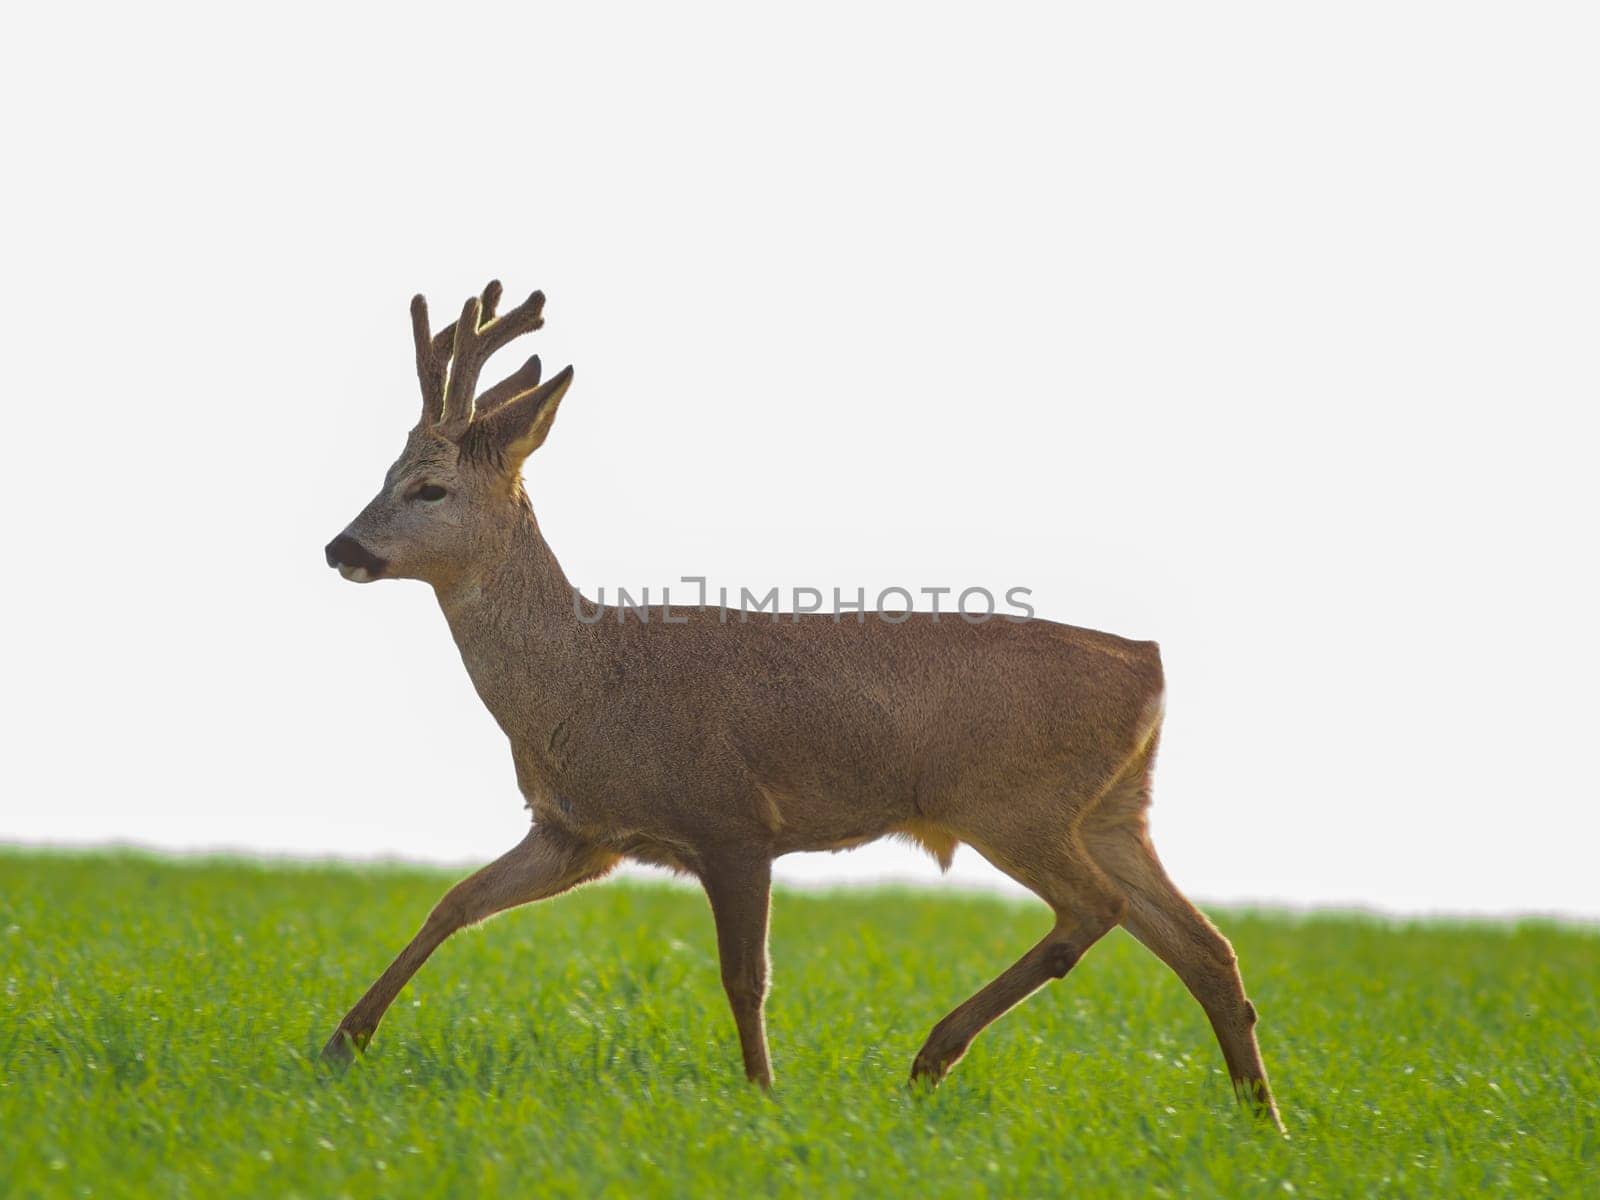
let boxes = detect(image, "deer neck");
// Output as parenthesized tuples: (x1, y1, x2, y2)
(432, 508, 588, 740)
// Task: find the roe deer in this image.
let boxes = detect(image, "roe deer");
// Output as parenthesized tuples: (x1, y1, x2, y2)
(320, 280, 1283, 1129)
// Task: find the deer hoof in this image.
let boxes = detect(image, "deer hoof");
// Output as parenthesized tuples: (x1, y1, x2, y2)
(907, 1052, 950, 1089)
(319, 1027, 368, 1068)
(1232, 1076, 1287, 1135)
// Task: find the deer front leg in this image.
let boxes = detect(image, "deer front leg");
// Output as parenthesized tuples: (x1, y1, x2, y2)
(321, 825, 615, 1065)
(699, 852, 775, 1089)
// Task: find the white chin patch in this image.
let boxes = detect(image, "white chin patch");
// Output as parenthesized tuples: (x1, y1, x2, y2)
(338, 564, 376, 583)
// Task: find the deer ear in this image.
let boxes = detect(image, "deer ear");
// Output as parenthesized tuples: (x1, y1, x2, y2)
(478, 366, 573, 467)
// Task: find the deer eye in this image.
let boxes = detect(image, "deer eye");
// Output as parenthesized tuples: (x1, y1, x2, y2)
(416, 484, 448, 502)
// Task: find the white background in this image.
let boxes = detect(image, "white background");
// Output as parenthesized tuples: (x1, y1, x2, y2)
(2, 3, 1595, 917)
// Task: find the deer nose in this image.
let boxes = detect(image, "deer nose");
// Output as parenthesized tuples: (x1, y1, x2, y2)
(324, 534, 388, 579)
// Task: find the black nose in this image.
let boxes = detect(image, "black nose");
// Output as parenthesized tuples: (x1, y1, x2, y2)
(325, 534, 387, 573)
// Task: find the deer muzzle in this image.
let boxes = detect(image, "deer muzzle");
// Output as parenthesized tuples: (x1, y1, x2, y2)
(324, 534, 389, 584)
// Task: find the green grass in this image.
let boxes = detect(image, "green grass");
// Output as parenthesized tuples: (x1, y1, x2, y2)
(1, 851, 1595, 1198)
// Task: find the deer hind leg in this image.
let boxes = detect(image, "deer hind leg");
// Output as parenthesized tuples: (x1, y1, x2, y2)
(321, 824, 616, 1065)
(1086, 823, 1284, 1131)
(909, 828, 1127, 1086)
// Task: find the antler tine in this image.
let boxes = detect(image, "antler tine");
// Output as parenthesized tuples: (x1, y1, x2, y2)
(437, 296, 485, 436)
(471, 289, 546, 362)
(410, 294, 447, 427)
(427, 279, 502, 362)
(437, 288, 548, 439)
(479, 279, 503, 323)
(474, 354, 543, 417)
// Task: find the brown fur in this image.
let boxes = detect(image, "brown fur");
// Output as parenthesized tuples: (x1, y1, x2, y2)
(319, 282, 1282, 1130)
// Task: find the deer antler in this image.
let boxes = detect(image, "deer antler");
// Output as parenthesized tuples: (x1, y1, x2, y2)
(410, 282, 493, 428)
(410, 280, 547, 438)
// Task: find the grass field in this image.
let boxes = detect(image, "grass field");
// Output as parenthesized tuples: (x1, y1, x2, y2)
(1, 851, 1595, 1197)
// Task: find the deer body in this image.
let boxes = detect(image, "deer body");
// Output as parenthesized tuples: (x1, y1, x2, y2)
(443, 514, 1160, 868)
(321, 282, 1281, 1131)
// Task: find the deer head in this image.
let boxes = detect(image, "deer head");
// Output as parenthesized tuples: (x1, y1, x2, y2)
(325, 281, 573, 588)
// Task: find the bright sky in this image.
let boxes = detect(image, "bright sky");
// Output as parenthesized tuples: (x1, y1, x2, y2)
(2, 3, 1596, 917)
